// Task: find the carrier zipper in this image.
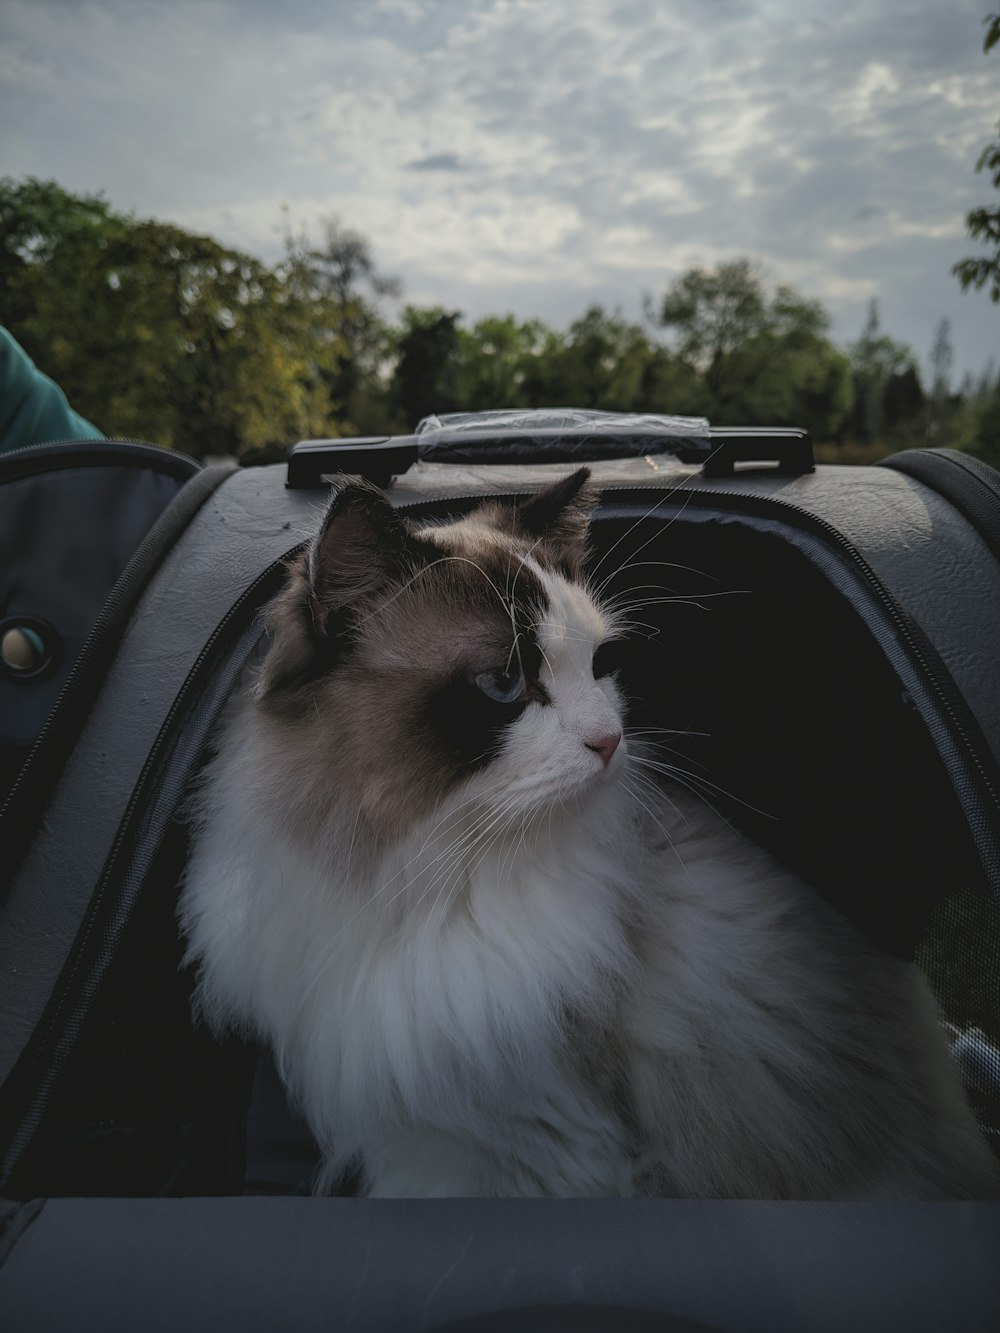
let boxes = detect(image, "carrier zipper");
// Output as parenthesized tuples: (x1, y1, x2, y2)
(880, 449, 1000, 567)
(3, 478, 1000, 1182)
(0, 437, 203, 473)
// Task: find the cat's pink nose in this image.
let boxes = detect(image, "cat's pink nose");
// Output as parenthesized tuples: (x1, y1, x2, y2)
(586, 732, 621, 767)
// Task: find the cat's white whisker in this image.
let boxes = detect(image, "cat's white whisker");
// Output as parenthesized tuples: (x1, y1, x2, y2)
(506, 536, 547, 607)
(292, 797, 519, 1004)
(586, 485, 699, 588)
(395, 793, 523, 915)
(627, 736, 711, 773)
(608, 592, 750, 619)
(629, 755, 776, 821)
(414, 794, 522, 912)
(415, 798, 526, 949)
(591, 557, 719, 603)
(320, 779, 514, 935)
(505, 631, 526, 677)
(623, 762, 690, 827)
(620, 774, 690, 878)
(304, 798, 518, 992)
(626, 726, 710, 739)
(496, 804, 536, 897)
(605, 617, 663, 640)
(358, 553, 512, 628)
(628, 761, 742, 836)
(340, 802, 365, 891)
(528, 623, 595, 644)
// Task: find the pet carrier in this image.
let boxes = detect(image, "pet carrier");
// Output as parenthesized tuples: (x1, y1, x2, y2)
(1, 413, 998, 1331)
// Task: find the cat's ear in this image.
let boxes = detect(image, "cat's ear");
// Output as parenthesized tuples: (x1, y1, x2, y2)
(511, 467, 596, 578)
(306, 476, 411, 633)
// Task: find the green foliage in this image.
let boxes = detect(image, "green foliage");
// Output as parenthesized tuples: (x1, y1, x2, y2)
(456, 314, 546, 411)
(953, 14, 1000, 302)
(278, 213, 401, 439)
(0, 178, 388, 461)
(392, 305, 463, 427)
(842, 300, 923, 446)
(929, 318, 954, 403)
(389, 305, 704, 430)
(651, 259, 853, 439)
(954, 367, 1000, 469)
(524, 307, 683, 414)
(4, 177, 997, 467)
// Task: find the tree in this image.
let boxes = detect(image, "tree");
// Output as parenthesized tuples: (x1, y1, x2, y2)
(0, 177, 340, 459)
(391, 306, 463, 428)
(952, 14, 1000, 302)
(925, 318, 956, 443)
(280, 213, 400, 434)
(930, 318, 955, 401)
(954, 362, 1000, 469)
(528, 307, 663, 412)
(455, 315, 544, 411)
(651, 260, 853, 437)
(653, 259, 771, 386)
(843, 300, 921, 444)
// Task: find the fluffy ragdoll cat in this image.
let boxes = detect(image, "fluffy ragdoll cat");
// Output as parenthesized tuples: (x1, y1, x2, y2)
(180, 468, 998, 1199)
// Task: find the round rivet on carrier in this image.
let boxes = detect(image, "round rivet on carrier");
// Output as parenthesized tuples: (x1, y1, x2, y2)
(0, 620, 57, 678)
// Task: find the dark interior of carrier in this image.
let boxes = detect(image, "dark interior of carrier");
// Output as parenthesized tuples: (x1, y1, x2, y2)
(6, 507, 999, 1200)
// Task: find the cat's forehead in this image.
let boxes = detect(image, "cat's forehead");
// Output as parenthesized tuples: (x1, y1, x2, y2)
(418, 515, 523, 560)
(416, 518, 546, 611)
(539, 573, 609, 644)
(529, 570, 611, 684)
(333, 516, 546, 678)
(416, 515, 609, 654)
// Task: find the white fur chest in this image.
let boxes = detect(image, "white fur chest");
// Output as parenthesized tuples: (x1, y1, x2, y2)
(182, 774, 640, 1196)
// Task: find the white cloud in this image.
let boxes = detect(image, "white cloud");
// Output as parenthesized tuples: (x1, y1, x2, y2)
(1, 0, 997, 376)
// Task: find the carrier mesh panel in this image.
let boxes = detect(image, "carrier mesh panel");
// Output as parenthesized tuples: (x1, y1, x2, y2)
(917, 889, 1000, 1158)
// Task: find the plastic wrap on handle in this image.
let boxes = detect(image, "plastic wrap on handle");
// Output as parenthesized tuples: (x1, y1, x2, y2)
(414, 409, 711, 464)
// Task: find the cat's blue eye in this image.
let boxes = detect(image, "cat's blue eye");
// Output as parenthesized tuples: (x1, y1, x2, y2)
(474, 666, 526, 705)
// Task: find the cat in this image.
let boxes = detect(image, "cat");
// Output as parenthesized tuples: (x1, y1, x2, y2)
(179, 467, 998, 1199)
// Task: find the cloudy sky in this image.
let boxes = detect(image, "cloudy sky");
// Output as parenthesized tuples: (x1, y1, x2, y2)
(2, 0, 998, 380)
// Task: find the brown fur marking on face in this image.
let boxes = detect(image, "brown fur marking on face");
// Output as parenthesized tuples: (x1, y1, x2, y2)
(255, 521, 546, 849)
(462, 467, 597, 580)
(249, 472, 598, 857)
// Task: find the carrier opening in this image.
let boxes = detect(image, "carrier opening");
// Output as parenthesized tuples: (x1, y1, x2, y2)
(6, 507, 998, 1200)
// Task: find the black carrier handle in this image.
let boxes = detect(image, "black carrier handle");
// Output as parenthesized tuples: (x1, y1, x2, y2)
(286, 426, 814, 490)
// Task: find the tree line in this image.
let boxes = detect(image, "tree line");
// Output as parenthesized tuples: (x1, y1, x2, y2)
(2, 176, 997, 468)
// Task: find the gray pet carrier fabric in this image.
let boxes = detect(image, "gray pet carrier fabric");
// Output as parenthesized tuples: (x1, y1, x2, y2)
(1, 1197, 998, 1332)
(0, 444, 199, 796)
(0, 468, 315, 1093)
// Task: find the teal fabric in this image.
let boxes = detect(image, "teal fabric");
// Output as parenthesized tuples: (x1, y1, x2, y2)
(0, 326, 103, 455)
